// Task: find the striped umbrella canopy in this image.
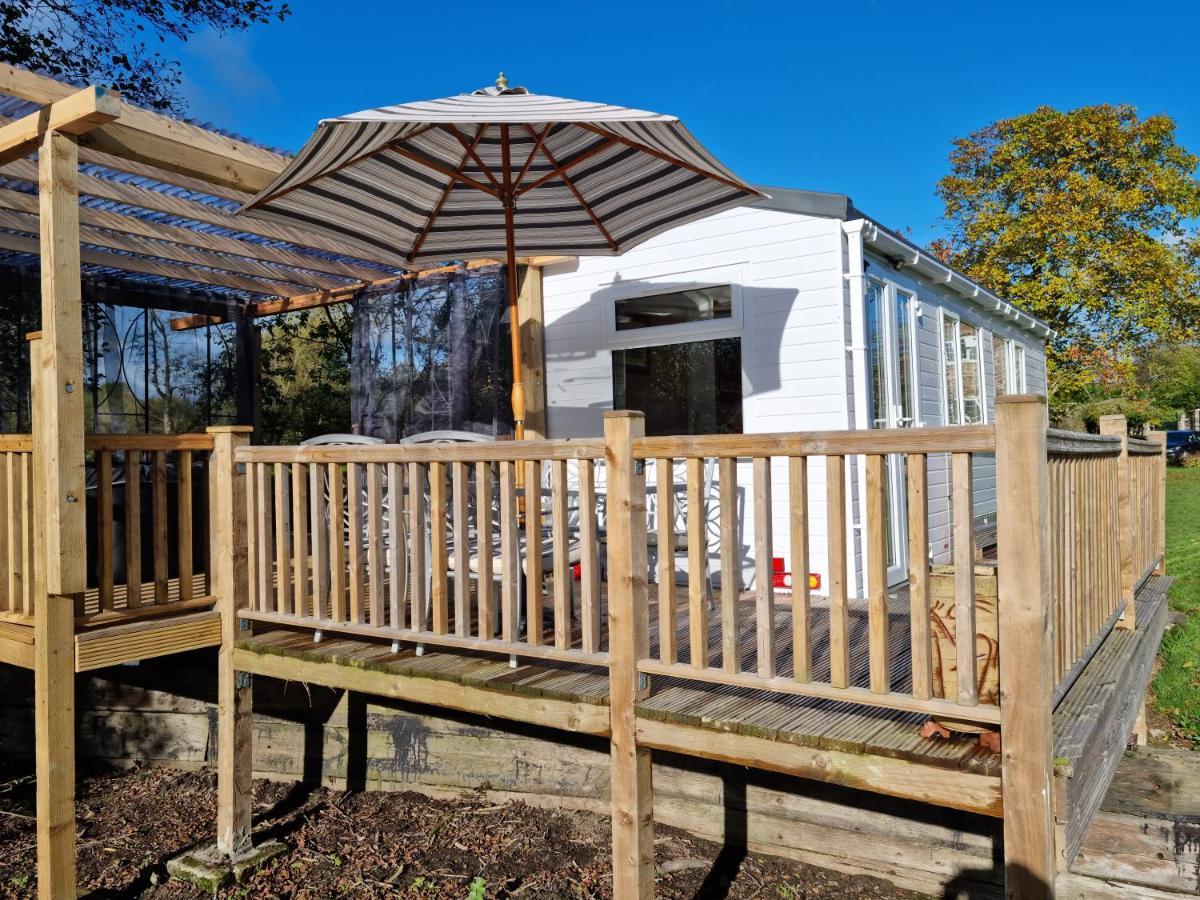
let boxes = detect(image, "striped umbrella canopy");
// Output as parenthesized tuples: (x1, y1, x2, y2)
(240, 74, 762, 438)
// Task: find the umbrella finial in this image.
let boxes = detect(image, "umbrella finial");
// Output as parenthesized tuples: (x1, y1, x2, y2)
(496, 72, 509, 91)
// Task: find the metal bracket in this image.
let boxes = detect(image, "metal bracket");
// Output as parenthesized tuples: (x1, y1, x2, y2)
(236, 462, 247, 475)
(633, 460, 645, 476)
(637, 673, 650, 692)
(235, 671, 252, 690)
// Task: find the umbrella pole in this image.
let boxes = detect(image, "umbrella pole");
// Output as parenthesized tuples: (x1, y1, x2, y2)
(506, 235, 524, 443)
(501, 123, 526, 443)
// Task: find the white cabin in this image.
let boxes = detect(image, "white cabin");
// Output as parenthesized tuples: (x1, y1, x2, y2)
(538, 187, 1051, 597)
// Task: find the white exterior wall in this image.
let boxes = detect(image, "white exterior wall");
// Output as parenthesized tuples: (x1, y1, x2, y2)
(539, 205, 1048, 595)
(541, 206, 848, 594)
(862, 249, 1047, 564)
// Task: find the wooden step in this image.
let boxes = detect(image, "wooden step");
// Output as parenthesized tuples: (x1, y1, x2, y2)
(75, 609, 221, 672)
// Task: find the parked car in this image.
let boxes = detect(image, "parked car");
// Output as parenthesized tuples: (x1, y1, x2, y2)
(1164, 430, 1200, 461)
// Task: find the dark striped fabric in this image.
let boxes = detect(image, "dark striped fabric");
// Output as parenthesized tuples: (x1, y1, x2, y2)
(239, 85, 761, 268)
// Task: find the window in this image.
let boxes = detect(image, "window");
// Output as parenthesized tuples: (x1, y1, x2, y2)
(613, 338, 742, 436)
(866, 280, 917, 428)
(941, 312, 985, 425)
(994, 336, 1027, 396)
(615, 285, 732, 331)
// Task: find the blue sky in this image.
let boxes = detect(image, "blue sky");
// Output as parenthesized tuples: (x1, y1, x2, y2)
(175, 1, 1200, 247)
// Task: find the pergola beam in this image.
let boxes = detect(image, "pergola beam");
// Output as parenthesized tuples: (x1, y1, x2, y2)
(0, 64, 287, 193)
(0, 85, 120, 167)
(0, 195, 355, 291)
(0, 229, 304, 297)
(168, 257, 571, 331)
(0, 157, 407, 273)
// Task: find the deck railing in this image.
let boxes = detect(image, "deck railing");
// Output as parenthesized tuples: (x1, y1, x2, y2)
(82, 433, 215, 624)
(629, 425, 1002, 724)
(1128, 437, 1167, 587)
(235, 440, 609, 666)
(1046, 430, 1124, 694)
(216, 400, 1167, 733)
(0, 435, 35, 620)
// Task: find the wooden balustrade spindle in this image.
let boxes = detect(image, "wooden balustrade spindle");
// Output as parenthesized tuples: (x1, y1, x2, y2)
(273, 462, 290, 615)
(524, 459, 543, 646)
(292, 459, 310, 619)
(719, 456, 739, 674)
(387, 462, 404, 630)
(406, 462, 426, 631)
(499, 460, 519, 644)
(827, 455, 849, 688)
(551, 459, 571, 651)
(430, 461, 448, 634)
(256, 462, 272, 613)
(688, 457, 710, 670)
(452, 462, 470, 637)
(153, 450, 168, 603)
(789, 456, 810, 683)
(126, 450, 142, 609)
(906, 453, 932, 700)
(951, 452, 977, 706)
(865, 454, 889, 694)
(178, 450, 193, 603)
(367, 463, 384, 627)
(347, 462, 365, 623)
(751, 457, 772, 678)
(97, 450, 114, 611)
(475, 461, 494, 640)
(578, 459, 600, 654)
(310, 463, 328, 620)
(328, 463, 346, 622)
(655, 458, 676, 664)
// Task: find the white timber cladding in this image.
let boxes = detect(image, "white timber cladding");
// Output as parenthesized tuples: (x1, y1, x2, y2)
(541, 203, 1047, 592)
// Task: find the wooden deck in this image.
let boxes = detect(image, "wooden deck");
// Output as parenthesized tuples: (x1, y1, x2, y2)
(236, 574, 1170, 833)
(0, 572, 219, 672)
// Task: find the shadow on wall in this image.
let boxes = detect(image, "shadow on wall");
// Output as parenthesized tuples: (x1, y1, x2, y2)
(538, 273, 801, 592)
(540, 274, 794, 440)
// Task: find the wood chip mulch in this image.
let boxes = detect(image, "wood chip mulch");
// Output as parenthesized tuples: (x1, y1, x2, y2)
(0, 766, 922, 898)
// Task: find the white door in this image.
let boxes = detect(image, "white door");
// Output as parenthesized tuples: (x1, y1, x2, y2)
(865, 280, 917, 585)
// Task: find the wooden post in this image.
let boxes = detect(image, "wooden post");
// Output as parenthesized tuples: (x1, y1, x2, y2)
(34, 129, 87, 900)
(603, 411, 654, 899)
(995, 395, 1056, 899)
(516, 266, 547, 440)
(1148, 430, 1167, 575)
(1099, 415, 1134, 630)
(210, 425, 254, 857)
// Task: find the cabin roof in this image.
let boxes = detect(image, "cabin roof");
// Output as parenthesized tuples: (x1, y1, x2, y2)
(752, 185, 1052, 339)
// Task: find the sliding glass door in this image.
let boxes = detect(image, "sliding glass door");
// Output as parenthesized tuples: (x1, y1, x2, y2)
(865, 280, 917, 585)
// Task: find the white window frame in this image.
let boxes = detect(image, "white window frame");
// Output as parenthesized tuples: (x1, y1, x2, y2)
(602, 264, 746, 351)
(865, 277, 920, 429)
(940, 309, 988, 426)
(1005, 340, 1028, 393)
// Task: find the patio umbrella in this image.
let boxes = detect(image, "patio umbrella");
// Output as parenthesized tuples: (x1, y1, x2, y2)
(240, 74, 762, 440)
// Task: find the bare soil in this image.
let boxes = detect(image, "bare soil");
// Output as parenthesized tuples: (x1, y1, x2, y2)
(0, 766, 923, 898)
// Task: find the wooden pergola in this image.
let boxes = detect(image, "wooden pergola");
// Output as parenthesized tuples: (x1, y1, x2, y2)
(0, 64, 557, 898)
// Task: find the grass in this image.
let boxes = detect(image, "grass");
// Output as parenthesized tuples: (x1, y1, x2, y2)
(1151, 465, 1200, 742)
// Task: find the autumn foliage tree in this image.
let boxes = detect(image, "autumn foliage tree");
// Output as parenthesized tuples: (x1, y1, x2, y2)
(933, 104, 1200, 424)
(0, 0, 290, 113)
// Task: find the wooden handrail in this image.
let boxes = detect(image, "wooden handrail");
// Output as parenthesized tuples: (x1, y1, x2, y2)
(85, 433, 215, 452)
(0, 434, 32, 451)
(236, 439, 604, 465)
(634, 424, 996, 458)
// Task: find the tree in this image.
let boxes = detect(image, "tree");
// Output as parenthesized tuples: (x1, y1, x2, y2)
(258, 306, 353, 445)
(0, 0, 290, 113)
(933, 104, 1200, 420)
(1138, 344, 1200, 425)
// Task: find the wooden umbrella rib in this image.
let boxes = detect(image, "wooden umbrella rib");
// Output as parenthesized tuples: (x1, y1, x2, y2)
(576, 122, 759, 196)
(244, 122, 439, 210)
(512, 123, 553, 192)
(439, 124, 501, 192)
(531, 126, 618, 252)
(409, 125, 487, 262)
(387, 143, 500, 198)
(514, 136, 616, 197)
